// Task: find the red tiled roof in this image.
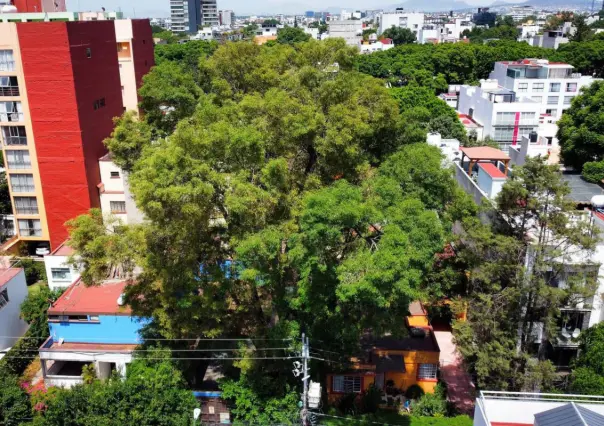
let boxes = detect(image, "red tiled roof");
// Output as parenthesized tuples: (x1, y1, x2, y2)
(49, 279, 132, 316)
(380, 38, 393, 44)
(50, 240, 74, 256)
(0, 268, 22, 287)
(460, 146, 510, 161)
(478, 162, 506, 179)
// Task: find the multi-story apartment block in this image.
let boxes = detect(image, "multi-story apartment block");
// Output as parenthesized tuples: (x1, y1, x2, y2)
(0, 19, 154, 253)
(378, 10, 424, 37)
(0, 264, 28, 358)
(170, 0, 200, 33)
(98, 154, 144, 226)
(489, 59, 598, 121)
(0, 10, 124, 23)
(11, 0, 66, 13)
(506, 5, 535, 22)
(219, 9, 234, 26)
(201, 0, 219, 27)
(457, 79, 542, 153)
(328, 20, 363, 46)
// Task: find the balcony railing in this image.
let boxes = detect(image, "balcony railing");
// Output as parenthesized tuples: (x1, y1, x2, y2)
(493, 120, 539, 126)
(3, 136, 27, 146)
(11, 185, 35, 193)
(19, 227, 42, 237)
(0, 61, 15, 72)
(16, 207, 39, 215)
(7, 161, 31, 170)
(0, 87, 19, 97)
(0, 112, 23, 123)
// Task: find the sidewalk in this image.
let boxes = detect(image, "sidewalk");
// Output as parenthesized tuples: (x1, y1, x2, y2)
(434, 329, 475, 416)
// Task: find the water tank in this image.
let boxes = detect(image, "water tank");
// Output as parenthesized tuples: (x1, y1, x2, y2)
(117, 293, 125, 306)
(427, 132, 442, 146)
(0, 4, 18, 13)
(529, 131, 538, 143)
(591, 195, 604, 208)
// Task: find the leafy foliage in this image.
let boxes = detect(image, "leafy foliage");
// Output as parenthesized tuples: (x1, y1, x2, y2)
(570, 322, 604, 394)
(382, 26, 417, 45)
(277, 26, 311, 44)
(558, 81, 604, 170)
(0, 374, 30, 426)
(19, 258, 47, 286)
(405, 384, 425, 400)
(581, 160, 604, 183)
(411, 385, 447, 417)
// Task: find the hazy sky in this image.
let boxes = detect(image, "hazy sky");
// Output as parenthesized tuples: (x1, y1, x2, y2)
(69, 0, 498, 18)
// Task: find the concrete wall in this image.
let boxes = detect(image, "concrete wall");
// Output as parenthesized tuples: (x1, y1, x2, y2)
(44, 254, 80, 291)
(0, 269, 28, 351)
(49, 315, 147, 344)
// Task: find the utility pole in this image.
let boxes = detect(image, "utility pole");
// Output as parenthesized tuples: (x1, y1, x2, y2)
(300, 333, 310, 426)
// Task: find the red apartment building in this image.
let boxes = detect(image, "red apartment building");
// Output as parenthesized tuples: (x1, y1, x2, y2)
(12, 0, 67, 13)
(0, 19, 154, 252)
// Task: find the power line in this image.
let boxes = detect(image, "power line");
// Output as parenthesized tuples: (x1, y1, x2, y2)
(0, 355, 299, 361)
(0, 335, 293, 342)
(311, 412, 403, 425)
(2, 347, 294, 353)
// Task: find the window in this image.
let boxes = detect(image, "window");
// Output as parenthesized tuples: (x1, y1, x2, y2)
(110, 171, 120, 179)
(493, 127, 514, 142)
(0, 50, 15, 72)
(532, 96, 543, 103)
(51, 268, 71, 282)
(18, 219, 41, 236)
(532, 82, 544, 92)
(2, 126, 27, 145)
(418, 363, 438, 380)
(563, 96, 573, 105)
(546, 108, 558, 117)
(93, 98, 106, 110)
(110, 201, 126, 213)
(0, 76, 19, 96)
(121, 85, 124, 92)
(332, 375, 362, 393)
(518, 83, 528, 92)
(89, 315, 100, 322)
(549, 83, 561, 92)
(566, 82, 577, 92)
(86, 47, 92, 58)
(520, 112, 536, 125)
(495, 112, 516, 125)
(10, 174, 34, 192)
(0, 288, 8, 309)
(6, 150, 31, 169)
(547, 96, 559, 105)
(0, 101, 23, 122)
(14, 197, 38, 215)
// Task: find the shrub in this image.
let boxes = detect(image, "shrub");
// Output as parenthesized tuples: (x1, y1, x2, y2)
(412, 391, 447, 417)
(0, 374, 30, 426)
(405, 384, 425, 400)
(361, 385, 383, 414)
(19, 258, 47, 285)
(336, 393, 359, 415)
(582, 161, 604, 183)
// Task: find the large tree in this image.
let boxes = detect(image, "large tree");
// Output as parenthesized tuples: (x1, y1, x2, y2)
(382, 26, 416, 45)
(557, 80, 604, 170)
(570, 322, 604, 394)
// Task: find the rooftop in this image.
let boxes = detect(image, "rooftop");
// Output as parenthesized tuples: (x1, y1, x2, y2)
(408, 300, 427, 316)
(0, 268, 23, 288)
(460, 146, 510, 161)
(458, 113, 483, 129)
(50, 240, 75, 257)
(367, 331, 440, 353)
(48, 279, 132, 316)
(562, 173, 604, 204)
(40, 338, 137, 353)
(479, 162, 506, 179)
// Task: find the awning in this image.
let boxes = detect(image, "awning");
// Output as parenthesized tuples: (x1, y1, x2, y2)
(376, 354, 406, 373)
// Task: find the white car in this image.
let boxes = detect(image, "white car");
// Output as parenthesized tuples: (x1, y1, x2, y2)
(35, 247, 50, 256)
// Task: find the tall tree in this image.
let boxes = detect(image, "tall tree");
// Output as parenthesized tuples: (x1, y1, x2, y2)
(382, 26, 416, 45)
(569, 322, 604, 394)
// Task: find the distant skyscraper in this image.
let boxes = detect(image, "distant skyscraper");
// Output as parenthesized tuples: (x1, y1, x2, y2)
(201, 0, 219, 27)
(219, 9, 235, 26)
(305, 10, 314, 18)
(170, 0, 201, 33)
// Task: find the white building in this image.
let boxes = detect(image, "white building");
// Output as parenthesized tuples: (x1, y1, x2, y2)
(0, 264, 28, 359)
(359, 38, 394, 53)
(219, 10, 235, 26)
(43, 243, 80, 291)
(98, 154, 145, 226)
(489, 59, 599, 121)
(340, 9, 352, 20)
(506, 5, 535, 22)
(327, 20, 363, 46)
(256, 24, 279, 37)
(303, 27, 320, 40)
(378, 10, 424, 37)
(474, 391, 604, 426)
(201, 0, 219, 27)
(457, 79, 542, 153)
(191, 27, 214, 40)
(528, 30, 570, 49)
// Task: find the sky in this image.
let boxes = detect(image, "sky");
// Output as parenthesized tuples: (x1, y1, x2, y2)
(69, 0, 504, 19)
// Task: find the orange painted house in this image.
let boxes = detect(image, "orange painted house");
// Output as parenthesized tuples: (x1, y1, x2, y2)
(326, 302, 440, 404)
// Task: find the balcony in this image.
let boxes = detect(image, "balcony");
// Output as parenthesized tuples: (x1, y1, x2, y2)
(0, 61, 15, 72)
(0, 86, 19, 97)
(493, 120, 539, 127)
(0, 112, 23, 123)
(3, 136, 27, 146)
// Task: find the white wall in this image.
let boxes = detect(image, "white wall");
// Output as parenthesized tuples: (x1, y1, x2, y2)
(0, 269, 28, 352)
(44, 255, 80, 291)
(378, 11, 424, 36)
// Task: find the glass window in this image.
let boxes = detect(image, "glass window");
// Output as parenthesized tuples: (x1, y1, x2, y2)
(532, 83, 544, 92)
(110, 171, 120, 178)
(566, 83, 577, 92)
(2, 126, 27, 146)
(518, 83, 528, 92)
(10, 174, 34, 192)
(563, 96, 573, 105)
(495, 112, 516, 125)
(14, 197, 38, 215)
(18, 219, 41, 236)
(5, 150, 30, 169)
(332, 375, 362, 393)
(0, 288, 8, 309)
(110, 201, 126, 213)
(494, 127, 515, 141)
(51, 268, 71, 282)
(0, 101, 23, 122)
(89, 315, 100, 322)
(532, 96, 543, 103)
(418, 363, 438, 380)
(549, 83, 561, 92)
(547, 96, 559, 105)
(546, 108, 558, 117)
(0, 50, 15, 72)
(86, 48, 92, 58)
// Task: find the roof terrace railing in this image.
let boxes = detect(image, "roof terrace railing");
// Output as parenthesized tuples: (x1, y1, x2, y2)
(480, 391, 604, 404)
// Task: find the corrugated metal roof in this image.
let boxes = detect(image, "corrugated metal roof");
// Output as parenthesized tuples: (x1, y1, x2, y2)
(534, 403, 604, 426)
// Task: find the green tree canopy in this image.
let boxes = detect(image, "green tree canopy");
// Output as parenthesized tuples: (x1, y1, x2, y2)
(382, 26, 416, 45)
(570, 322, 604, 394)
(557, 80, 604, 170)
(277, 26, 311, 44)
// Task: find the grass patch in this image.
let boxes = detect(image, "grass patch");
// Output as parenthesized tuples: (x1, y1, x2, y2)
(27, 281, 47, 296)
(318, 411, 473, 426)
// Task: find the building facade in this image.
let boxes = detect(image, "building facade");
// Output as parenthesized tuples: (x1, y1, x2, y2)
(0, 19, 154, 253)
(378, 10, 424, 37)
(0, 265, 28, 358)
(218, 9, 234, 26)
(12, 0, 66, 13)
(201, 0, 219, 27)
(39, 279, 148, 388)
(327, 20, 363, 46)
(170, 0, 201, 33)
(98, 154, 144, 226)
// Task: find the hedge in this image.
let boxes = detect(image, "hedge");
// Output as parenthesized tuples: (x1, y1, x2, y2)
(0, 323, 48, 378)
(321, 412, 473, 426)
(582, 161, 604, 184)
